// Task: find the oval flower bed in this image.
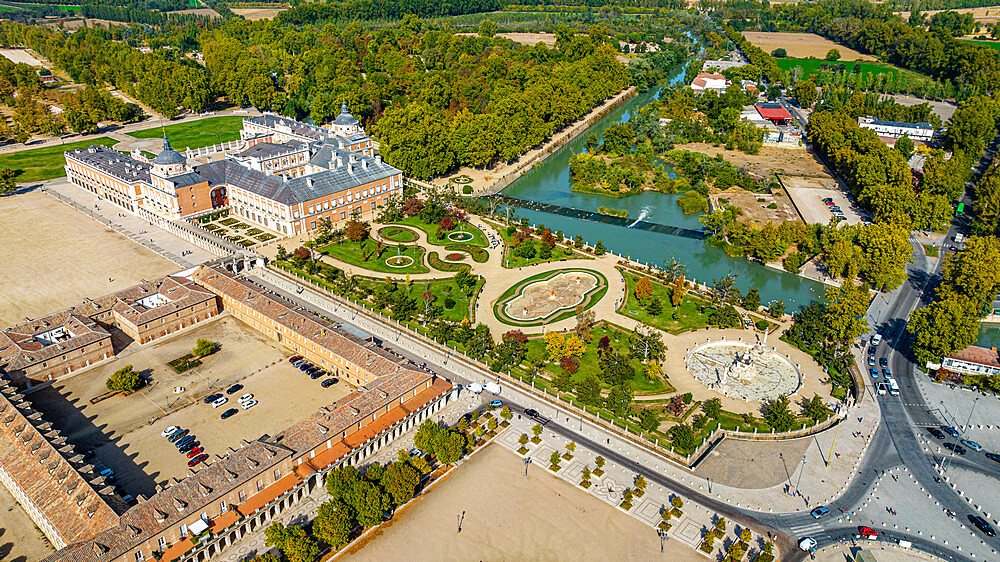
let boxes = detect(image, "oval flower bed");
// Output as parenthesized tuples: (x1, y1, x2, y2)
(445, 252, 465, 261)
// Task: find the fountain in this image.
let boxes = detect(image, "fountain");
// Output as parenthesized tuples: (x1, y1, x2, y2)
(685, 328, 801, 402)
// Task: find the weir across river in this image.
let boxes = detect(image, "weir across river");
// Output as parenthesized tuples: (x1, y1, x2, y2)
(486, 195, 708, 241)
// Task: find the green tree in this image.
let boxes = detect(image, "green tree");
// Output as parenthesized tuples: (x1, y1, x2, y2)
(792, 80, 818, 107)
(312, 501, 354, 549)
(264, 523, 319, 562)
(822, 283, 869, 344)
(549, 449, 562, 467)
(894, 134, 914, 161)
(0, 167, 16, 194)
(192, 338, 216, 357)
(668, 423, 697, 450)
(762, 396, 795, 432)
(825, 48, 841, 61)
(382, 461, 420, 506)
(908, 297, 981, 365)
(742, 287, 761, 312)
(857, 222, 913, 291)
(701, 397, 722, 419)
(500, 406, 512, 422)
(595, 456, 606, 471)
(478, 19, 498, 38)
(326, 465, 361, 504)
(347, 480, 390, 528)
(638, 409, 659, 432)
(769, 299, 786, 318)
(106, 365, 143, 393)
(802, 394, 832, 421)
(771, 48, 787, 58)
(434, 429, 467, 464)
(593, 240, 606, 255)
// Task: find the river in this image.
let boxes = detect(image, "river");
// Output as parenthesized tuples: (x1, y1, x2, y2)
(498, 62, 827, 309)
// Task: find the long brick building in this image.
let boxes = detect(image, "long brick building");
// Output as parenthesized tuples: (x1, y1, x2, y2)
(1, 264, 456, 561)
(64, 105, 402, 236)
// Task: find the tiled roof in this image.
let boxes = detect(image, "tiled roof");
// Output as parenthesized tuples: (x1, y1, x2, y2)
(0, 312, 109, 371)
(236, 141, 305, 159)
(190, 266, 403, 377)
(946, 345, 1000, 368)
(103, 276, 216, 327)
(0, 381, 121, 548)
(46, 439, 294, 562)
(65, 146, 150, 184)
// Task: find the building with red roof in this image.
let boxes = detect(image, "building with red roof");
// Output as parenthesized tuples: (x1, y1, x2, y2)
(754, 103, 793, 126)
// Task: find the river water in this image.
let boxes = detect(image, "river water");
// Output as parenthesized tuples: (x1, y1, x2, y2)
(499, 64, 826, 309)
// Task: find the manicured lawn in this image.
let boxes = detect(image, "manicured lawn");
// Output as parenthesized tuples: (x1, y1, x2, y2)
(129, 116, 246, 149)
(960, 39, 1000, 51)
(377, 226, 419, 243)
(320, 239, 429, 274)
(519, 324, 673, 394)
(361, 277, 484, 323)
(0, 137, 116, 182)
(494, 268, 608, 327)
(619, 269, 713, 334)
(391, 216, 489, 247)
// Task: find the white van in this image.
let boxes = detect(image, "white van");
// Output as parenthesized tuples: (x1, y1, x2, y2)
(871, 334, 882, 346)
(467, 383, 484, 394)
(887, 378, 899, 396)
(484, 382, 502, 395)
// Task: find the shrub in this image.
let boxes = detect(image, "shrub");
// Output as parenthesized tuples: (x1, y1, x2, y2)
(106, 365, 143, 393)
(463, 185, 473, 194)
(681, 392, 692, 404)
(560, 356, 580, 373)
(193, 338, 216, 357)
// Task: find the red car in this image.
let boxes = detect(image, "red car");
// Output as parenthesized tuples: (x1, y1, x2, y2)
(858, 526, 878, 539)
(185, 446, 203, 458)
(187, 453, 209, 467)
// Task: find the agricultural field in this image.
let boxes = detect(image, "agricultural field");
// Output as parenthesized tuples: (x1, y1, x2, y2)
(231, 7, 286, 20)
(0, 137, 116, 182)
(897, 6, 1000, 24)
(741, 31, 873, 60)
(128, 115, 245, 149)
(775, 58, 919, 82)
(960, 38, 1000, 51)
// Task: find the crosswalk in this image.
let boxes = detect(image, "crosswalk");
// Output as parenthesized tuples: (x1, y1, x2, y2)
(787, 521, 829, 539)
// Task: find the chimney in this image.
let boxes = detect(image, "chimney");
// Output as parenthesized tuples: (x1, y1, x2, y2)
(375, 155, 382, 164)
(306, 177, 313, 188)
(336, 156, 342, 168)
(348, 162, 353, 173)
(362, 159, 368, 170)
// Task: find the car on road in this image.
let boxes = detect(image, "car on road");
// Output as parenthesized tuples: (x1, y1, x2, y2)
(960, 438, 983, 451)
(798, 537, 817, 551)
(944, 442, 967, 455)
(161, 426, 179, 438)
(868, 355, 876, 366)
(226, 384, 243, 395)
(970, 515, 997, 537)
(241, 399, 258, 410)
(238, 393, 254, 403)
(868, 345, 876, 355)
(489, 399, 503, 408)
(857, 526, 878, 540)
(186, 447, 203, 458)
(525, 408, 541, 418)
(810, 506, 830, 519)
(211, 396, 228, 408)
(879, 357, 888, 367)
(927, 427, 946, 439)
(949, 245, 959, 251)
(203, 393, 223, 404)
(322, 378, 338, 388)
(179, 441, 199, 454)
(868, 368, 878, 379)
(943, 426, 961, 438)
(986, 452, 1000, 464)
(167, 429, 189, 443)
(871, 334, 882, 346)
(881, 368, 891, 378)
(221, 408, 238, 420)
(188, 453, 209, 467)
(875, 383, 888, 396)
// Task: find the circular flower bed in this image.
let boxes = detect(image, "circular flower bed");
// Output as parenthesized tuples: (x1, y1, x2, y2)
(378, 226, 419, 243)
(385, 255, 415, 268)
(451, 175, 473, 184)
(445, 252, 465, 261)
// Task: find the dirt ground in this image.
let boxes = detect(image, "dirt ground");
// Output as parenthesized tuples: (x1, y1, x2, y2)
(0, 190, 177, 327)
(456, 31, 558, 47)
(28, 316, 351, 497)
(782, 176, 867, 226)
(676, 143, 834, 180)
(898, 6, 1000, 23)
(231, 7, 286, 20)
(741, 32, 874, 61)
(348, 444, 703, 562)
(712, 188, 798, 226)
(0, 484, 55, 562)
(885, 94, 957, 122)
(695, 437, 811, 489)
(0, 48, 48, 68)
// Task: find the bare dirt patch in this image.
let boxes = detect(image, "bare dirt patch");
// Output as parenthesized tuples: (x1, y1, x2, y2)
(884, 94, 956, 122)
(0, 190, 177, 327)
(28, 316, 352, 497)
(0, 48, 49, 68)
(173, 7, 219, 17)
(898, 6, 1000, 23)
(677, 143, 834, 179)
(347, 444, 703, 562)
(741, 31, 875, 61)
(456, 31, 557, 47)
(712, 188, 798, 226)
(232, 7, 287, 20)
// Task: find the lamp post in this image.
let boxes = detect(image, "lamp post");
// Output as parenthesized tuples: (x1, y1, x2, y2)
(523, 456, 532, 477)
(795, 454, 806, 499)
(658, 528, 668, 553)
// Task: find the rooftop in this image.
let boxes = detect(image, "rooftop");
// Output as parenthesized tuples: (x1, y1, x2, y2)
(65, 146, 150, 184)
(945, 345, 1000, 368)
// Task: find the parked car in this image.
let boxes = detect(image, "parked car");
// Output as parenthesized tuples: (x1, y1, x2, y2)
(857, 526, 878, 539)
(298, 363, 313, 371)
(321, 378, 337, 388)
(179, 441, 200, 454)
(309, 370, 323, 379)
(960, 439, 983, 451)
(871, 334, 883, 346)
(868, 356, 876, 366)
(410, 448, 424, 458)
(879, 357, 888, 368)
(226, 384, 243, 395)
(161, 426, 179, 438)
(186, 446, 203, 458)
(167, 429, 189, 443)
(221, 408, 238, 420)
(288, 355, 302, 363)
(943, 426, 961, 438)
(881, 368, 891, 378)
(927, 427, 946, 439)
(822, 197, 834, 204)
(944, 442, 967, 455)
(241, 399, 258, 410)
(810, 506, 830, 519)
(489, 400, 503, 408)
(868, 346, 876, 355)
(238, 393, 254, 403)
(188, 453, 209, 467)
(970, 515, 997, 537)
(175, 436, 196, 449)
(869, 368, 879, 379)
(203, 393, 222, 404)
(211, 396, 228, 408)
(798, 537, 817, 551)
(291, 359, 307, 367)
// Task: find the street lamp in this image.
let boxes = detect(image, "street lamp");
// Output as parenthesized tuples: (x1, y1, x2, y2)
(523, 456, 532, 477)
(658, 528, 668, 553)
(795, 453, 806, 500)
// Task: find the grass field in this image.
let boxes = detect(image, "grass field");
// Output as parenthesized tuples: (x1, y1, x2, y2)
(960, 39, 1000, 51)
(0, 137, 115, 182)
(618, 269, 713, 334)
(129, 115, 245, 149)
(775, 58, 908, 80)
(320, 239, 429, 274)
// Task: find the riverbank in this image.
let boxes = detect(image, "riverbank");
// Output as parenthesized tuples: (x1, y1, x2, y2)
(434, 86, 638, 197)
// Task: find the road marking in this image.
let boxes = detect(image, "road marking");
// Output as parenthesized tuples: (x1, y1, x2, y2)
(789, 523, 825, 535)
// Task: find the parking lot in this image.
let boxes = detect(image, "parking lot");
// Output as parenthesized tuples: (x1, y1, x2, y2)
(29, 315, 352, 498)
(783, 176, 868, 226)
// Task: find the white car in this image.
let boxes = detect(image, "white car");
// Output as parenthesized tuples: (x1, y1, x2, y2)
(241, 399, 258, 410)
(798, 537, 817, 551)
(161, 426, 179, 438)
(211, 397, 228, 408)
(238, 393, 254, 404)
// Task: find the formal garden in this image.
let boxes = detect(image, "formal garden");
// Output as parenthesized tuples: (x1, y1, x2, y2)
(493, 220, 591, 268)
(195, 211, 277, 247)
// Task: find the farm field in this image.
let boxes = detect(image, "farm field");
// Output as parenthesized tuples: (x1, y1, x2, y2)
(0, 136, 116, 182)
(775, 58, 913, 81)
(897, 6, 1000, 23)
(741, 31, 873, 60)
(960, 38, 1000, 51)
(231, 7, 286, 19)
(128, 115, 245, 149)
